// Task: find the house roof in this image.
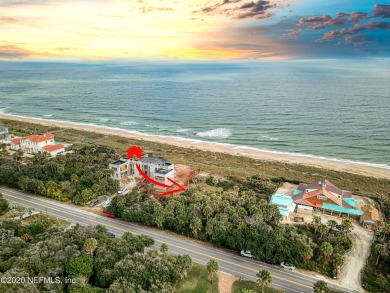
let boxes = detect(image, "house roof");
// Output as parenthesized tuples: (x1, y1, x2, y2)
(322, 203, 364, 216)
(21, 133, 53, 143)
(11, 138, 21, 145)
(139, 157, 172, 166)
(110, 159, 128, 166)
(294, 179, 353, 209)
(361, 205, 380, 222)
(42, 144, 64, 152)
(0, 126, 8, 132)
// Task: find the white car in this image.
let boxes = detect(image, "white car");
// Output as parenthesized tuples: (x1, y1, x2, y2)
(118, 186, 128, 194)
(240, 250, 254, 258)
(280, 262, 295, 270)
(102, 199, 112, 208)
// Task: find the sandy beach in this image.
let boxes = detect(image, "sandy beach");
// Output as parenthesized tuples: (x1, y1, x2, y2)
(1, 113, 390, 180)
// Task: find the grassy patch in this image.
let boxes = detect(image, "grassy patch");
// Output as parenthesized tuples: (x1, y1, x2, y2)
(175, 263, 218, 293)
(232, 280, 282, 293)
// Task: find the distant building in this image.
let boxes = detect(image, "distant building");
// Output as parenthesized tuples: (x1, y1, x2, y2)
(109, 157, 175, 186)
(293, 179, 363, 217)
(270, 194, 296, 220)
(10, 133, 65, 155)
(0, 126, 11, 143)
(360, 205, 380, 231)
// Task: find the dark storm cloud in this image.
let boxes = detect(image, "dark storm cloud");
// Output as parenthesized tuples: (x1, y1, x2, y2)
(298, 12, 367, 30)
(373, 4, 390, 18)
(195, 0, 287, 20)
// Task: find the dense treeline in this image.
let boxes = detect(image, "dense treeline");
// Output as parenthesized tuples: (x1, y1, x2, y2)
(0, 146, 119, 205)
(362, 221, 390, 292)
(0, 216, 192, 292)
(108, 176, 353, 277)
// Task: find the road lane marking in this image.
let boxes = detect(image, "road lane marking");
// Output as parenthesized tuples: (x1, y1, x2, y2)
(3, 191, 312, 290)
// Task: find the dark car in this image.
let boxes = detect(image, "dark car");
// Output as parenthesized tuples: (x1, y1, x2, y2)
(263, 259, 277, 265)
(89, 199, 99, 207)
(107, 232, 115, 238)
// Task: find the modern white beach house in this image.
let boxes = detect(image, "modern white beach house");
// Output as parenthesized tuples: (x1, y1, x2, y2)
(109, 157, 175, 186)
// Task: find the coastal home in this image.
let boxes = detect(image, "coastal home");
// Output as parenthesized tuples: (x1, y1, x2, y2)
(293, 179, 364, 218)
(109, 157, 175, 186)
(0, 126, 11, 144)
(360, 205, 380, 231)
(10, 133, 65, 155)
(270, 194, 296, 220)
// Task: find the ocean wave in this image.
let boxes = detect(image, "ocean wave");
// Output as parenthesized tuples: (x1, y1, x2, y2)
(43, 114, 53, 117)
(0, 107, 9, 114)
(197, 128, 232, 138)
(100, 118, 110, 122)
(176, 128, 191, 134)
(261, 135, 279, 141)
(120, 121, 138, 126)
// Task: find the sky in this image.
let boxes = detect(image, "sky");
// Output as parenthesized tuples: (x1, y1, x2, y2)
(0, 0, 390, 60)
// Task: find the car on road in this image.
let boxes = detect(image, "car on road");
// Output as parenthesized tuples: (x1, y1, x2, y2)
(106, 213, 116, 219)
(240, 250, 254, 258)
(118, 186, 128, 194)
(280, 262, 295, 270)
(106, 232, 115, 238)
(262, 259, 277, 265)
(88, 199, 99, 207)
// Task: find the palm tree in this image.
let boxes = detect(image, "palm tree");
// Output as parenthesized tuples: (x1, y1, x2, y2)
(318, 223, 328, 239)
(374, 243, 387, 265)
(320, 242, 333, 268)
(312, 216, 322, 233)
(313, 280, 329, 293)
(83, 238, 98, 255)
(206, 259, 219, 284)
(24, 206, 34, 219)
(300, 245, 313, 262)
(160, 243, 168, 254)
(327, 220, 338, 233)
(256, 269, 272, 293)
(340, 218, 354, 233)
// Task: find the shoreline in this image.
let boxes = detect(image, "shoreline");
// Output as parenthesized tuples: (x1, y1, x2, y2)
(1, 113, 390, 180)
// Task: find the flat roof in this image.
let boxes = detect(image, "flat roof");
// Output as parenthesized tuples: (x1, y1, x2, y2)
(111, 159, 128, 166)
(140, 157, 172, 166)
(0, 126, 8, 132)
(155, 169, 172, 175)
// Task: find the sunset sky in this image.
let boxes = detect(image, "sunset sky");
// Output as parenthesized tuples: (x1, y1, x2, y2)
(1, 0, 389, 60)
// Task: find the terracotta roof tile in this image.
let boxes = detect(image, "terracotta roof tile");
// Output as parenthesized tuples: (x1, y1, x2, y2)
(11, 138, 21, 145)
(42, 144, 64, 152)
(361, 206, 380, 222)
(22, 133, 53, 143)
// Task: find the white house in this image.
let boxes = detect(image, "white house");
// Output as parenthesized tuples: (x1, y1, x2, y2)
(10, 133, 65, 155)
(109, 157, 175, 186)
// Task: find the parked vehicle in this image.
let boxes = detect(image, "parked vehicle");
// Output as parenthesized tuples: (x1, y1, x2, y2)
(106, 232, 115, 238)
(262, 259, 277, 265)
(118, 186, 128, 194)
(240, 250, 254, 258)
(88, 199, 99, 207)
(294, 216, 304, 222)
(280, 262, 295, 270)
(106, 213, 116, 219)
(102, 199, 112, 208)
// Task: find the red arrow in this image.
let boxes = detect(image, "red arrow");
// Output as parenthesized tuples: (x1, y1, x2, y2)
(158, 178, 186, 199)
(135, 163, 172, 188)
(126, 146, 143, 159)
(135, 163, 186, 198)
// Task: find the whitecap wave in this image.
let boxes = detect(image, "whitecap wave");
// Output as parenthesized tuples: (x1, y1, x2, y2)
(100, 118, 110, 122)
(120, 121, 138, 126)
(176, 128, 191, 134)
(0, 107, 9, 114)
(261, 135, 279, 141)
(43, 114, 53, 117)
(197, 128, 232, 138)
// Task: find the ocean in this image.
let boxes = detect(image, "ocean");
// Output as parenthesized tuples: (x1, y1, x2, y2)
(0, 60, 389, 169)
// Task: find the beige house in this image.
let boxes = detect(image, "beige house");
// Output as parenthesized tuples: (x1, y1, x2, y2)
(360, 205, 380, 231)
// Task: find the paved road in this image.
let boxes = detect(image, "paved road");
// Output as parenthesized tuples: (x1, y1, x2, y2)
(1, 187, 355, 293)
